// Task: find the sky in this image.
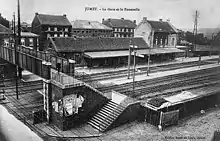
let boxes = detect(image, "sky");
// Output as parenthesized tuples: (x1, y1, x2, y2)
(0, 0, 220, 30)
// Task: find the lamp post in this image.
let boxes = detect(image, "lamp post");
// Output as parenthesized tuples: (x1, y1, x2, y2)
(127, 39, 132, 79)
(132, 49, 137, 95)
(147, 47, 151, 76)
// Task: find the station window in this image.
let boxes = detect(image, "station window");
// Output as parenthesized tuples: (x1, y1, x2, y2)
(21, 38, 25, 45)
(29, 38, 33, 46)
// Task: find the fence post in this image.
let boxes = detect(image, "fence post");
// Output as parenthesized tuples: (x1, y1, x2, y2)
(158, 111, 163, 131)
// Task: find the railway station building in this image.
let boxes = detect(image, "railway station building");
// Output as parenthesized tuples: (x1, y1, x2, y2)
(46, 37, 149, 67)
(46, 36, 184, 67)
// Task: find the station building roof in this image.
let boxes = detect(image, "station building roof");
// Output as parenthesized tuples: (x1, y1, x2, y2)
(49, 37, 149, 52)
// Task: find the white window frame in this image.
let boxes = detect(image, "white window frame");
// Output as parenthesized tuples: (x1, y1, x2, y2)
(21, 38, 25, 45)
(54, 27, 57, 31)
(48, 27, 51, 31)
(65, 28, 68, 32)
(54, 34, 58, 37)
(29, 38, 33, 46)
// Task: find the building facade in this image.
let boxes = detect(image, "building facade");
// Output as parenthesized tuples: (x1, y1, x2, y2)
(134, 17, 178, 48)
(71, 20, 113, 37)
(20, 32, 39, 50)
(102, 18, 136, 38)
(31, 13, 72, 51)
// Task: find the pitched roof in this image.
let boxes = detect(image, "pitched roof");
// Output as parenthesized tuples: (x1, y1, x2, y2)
(0, 24, 13, 34)
(102, 18, 136, 28)
(71, 20, 112, 30)
(50, 37, 148, 52)
(21, 32, 39, 37)
(36, 13, 71, 26)
(147, 20, 176, 33)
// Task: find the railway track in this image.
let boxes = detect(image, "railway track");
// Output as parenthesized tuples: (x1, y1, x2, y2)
(80, 58, 217, 82)
(129, 74, 220, 98)
(97, 67, 220, 102)
(98, 66, 220, 93)
(139, 81, 220, 100)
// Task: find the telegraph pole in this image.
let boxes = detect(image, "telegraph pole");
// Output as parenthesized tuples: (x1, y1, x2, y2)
(147, 48, 150, 76)
(193, 10, 199, 52)
(13, 12, 19, 100)
(15, 0, 21, 100)
(132, 50, 136, 95)
(127, 39, 132, 79)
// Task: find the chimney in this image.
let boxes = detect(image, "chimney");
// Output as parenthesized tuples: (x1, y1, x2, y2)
(143, 17, 147, 21)
(133, 20, 136, 24)
(159, 19, 163, 22)
(102, 18, 104, 23)
(35, 12, 38, 15)
(167, 19, 170, 22)
(121, 18, 124, 20)
(108, 18, 111, 22)
(63, 14, 66, 17)
(88, 21, 91, 24)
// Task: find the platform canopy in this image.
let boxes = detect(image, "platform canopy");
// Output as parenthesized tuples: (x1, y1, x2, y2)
(84, 48, 184, 59)
(136, 48, 184, 55)
(84, 49, 146, 58)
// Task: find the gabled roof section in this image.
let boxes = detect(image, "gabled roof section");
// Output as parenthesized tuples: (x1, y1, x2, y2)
(35, 13, 72, 26)
(0, 24, 13, 34)
(49, 37, 148, 52)
(145, 18, 177, 33)
(21, 32, 39, 37)
(71, 20, 112, 30)
(102, 18, 136, 28)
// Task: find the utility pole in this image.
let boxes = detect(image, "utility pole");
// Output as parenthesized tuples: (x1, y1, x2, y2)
(13, 12, 19, 100)
(127, 39, 132, 79)
(147, 48, 150, 76)
(17, 0, 21, 46)
(132, 50, 136, 95)
(15, 0, 21, 100)
(193, 10, 199, 52)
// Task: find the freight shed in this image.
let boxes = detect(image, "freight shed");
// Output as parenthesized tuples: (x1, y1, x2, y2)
(143, 89, 220, 130)
(46, 37, 184, 68)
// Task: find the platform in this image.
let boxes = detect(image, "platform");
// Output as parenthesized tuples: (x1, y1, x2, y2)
(76, 55, 219, 74)
(100, 62, 220, 85)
